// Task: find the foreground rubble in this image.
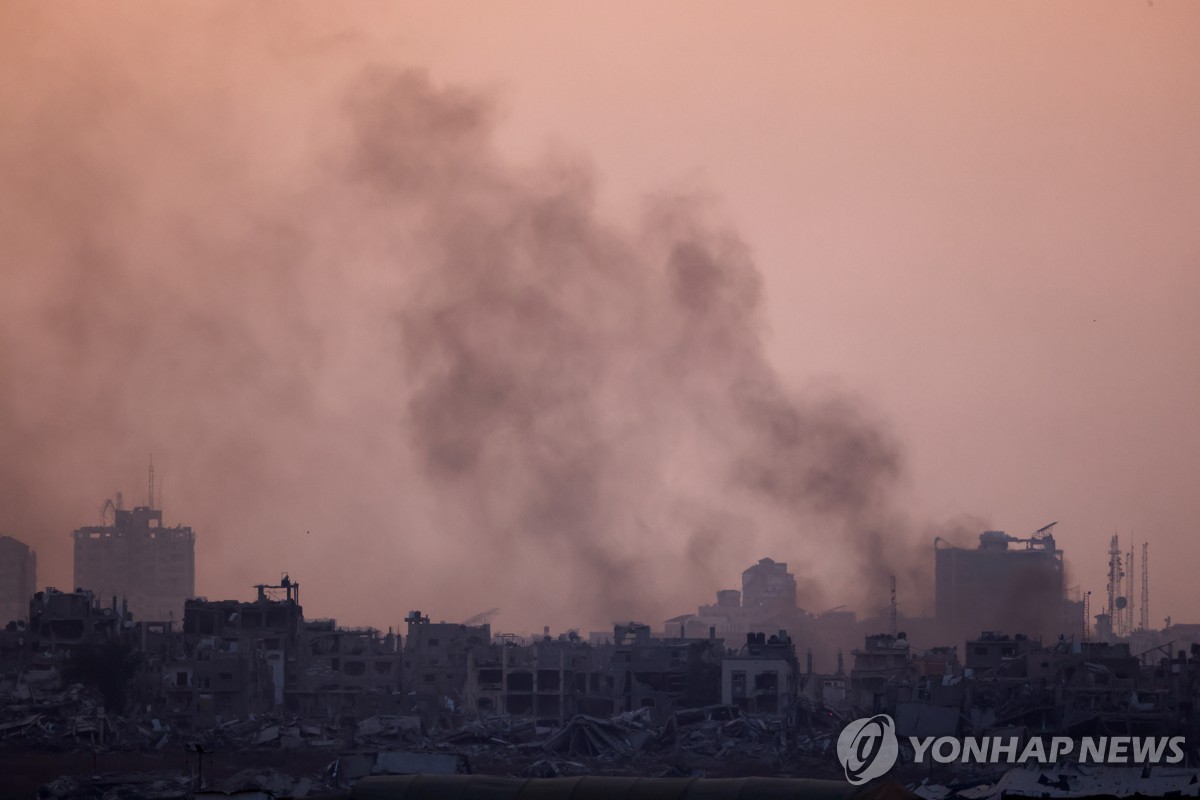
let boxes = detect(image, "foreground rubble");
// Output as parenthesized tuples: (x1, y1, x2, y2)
(9, 690, 853, 798)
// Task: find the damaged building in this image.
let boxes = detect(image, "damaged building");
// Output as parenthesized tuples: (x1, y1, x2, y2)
(466, 629, 612, 724)
(73, 501, 195, 624)
(293, 617, 402, 719)
(166, 576, 402, 728)
(722, 631, 798, 715)
(402, 610, 491, 725)
(28, 587, 131, 659)
(461, 622, 728, 728)
(611, 622, 724, 722)
(166, 579, 304, 726)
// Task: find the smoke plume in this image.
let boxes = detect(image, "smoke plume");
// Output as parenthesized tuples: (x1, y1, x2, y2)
(0, 5, 928, 632)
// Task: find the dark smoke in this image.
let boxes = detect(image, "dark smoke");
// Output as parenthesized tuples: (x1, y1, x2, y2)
(0, 6, 930, 631)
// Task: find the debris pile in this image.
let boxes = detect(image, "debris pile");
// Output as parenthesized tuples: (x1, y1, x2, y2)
(0, 682, 118, 751)
(542, 710, 654, 759)
(438, 715, 537, 748)
(354, 714, 423, 746)
(37, 772, 192, 800)
(660, 705, 783, 762)
(218, 768, 314, 798)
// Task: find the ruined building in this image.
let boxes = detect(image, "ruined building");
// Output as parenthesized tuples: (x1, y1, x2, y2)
(73, 502, 195, 623)
(464, 622, 727, 728)
(166, 576, 402, 727)
(467, 630, 612, 725)
(168, 578, 305, 725)
(403, 611, 492, 725)
(27, 587, 130, 658)
(610, 622, 724, 723)
(722, 630, 798, 714)
(935, 526, 1074, 646)
(296, 617, 401, 720)
(0, 535, 37, 625)
(850, 632, 913, 711)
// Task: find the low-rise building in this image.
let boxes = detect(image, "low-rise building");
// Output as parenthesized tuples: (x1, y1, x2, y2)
(402, 611, 491, 726)
(722, 631, 798, 715)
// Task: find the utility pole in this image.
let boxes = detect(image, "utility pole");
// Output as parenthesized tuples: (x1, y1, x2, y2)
(1126, 544, 1135, 635)
(1140, 542, 1150, 632)
(1107, 534, 1123, 636)
(1083, 591, 1091, 641)
(889, 575, 897, 637)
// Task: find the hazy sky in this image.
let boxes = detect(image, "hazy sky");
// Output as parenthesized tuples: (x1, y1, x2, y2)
(2, 2, 1197, 633)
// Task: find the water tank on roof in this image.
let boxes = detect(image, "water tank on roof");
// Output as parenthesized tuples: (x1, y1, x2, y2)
(979, 530, 1011, 550)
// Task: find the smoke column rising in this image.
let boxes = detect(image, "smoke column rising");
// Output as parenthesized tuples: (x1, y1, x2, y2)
(0, 5, 928, 631)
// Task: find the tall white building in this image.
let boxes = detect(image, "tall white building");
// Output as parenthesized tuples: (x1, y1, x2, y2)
(0, 535, 37, 625)
(73, 503, 195, 623)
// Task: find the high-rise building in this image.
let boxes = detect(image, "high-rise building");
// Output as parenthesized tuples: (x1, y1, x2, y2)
(73, 504, 195, 623)
(741, 558, 797, 618)
(0, 535, 37, 625)
(935, 527, 1069, 644)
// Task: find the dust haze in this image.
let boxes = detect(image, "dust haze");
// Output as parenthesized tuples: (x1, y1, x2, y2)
(0, 5, 934, 632)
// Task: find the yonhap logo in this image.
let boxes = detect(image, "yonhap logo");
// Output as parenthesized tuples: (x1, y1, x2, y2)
(833, 718, 1186, 784)
(837, 714, 899, 785)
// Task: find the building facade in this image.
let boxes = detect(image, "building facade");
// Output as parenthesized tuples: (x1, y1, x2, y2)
(0, 535, 37, 625)
(935, 529, 1068, 646)
(722, 631, 798, 714)
(73, 504, 195, 623)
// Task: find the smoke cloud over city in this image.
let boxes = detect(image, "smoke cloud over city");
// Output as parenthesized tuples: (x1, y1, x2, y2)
(1, 5, 936, 631)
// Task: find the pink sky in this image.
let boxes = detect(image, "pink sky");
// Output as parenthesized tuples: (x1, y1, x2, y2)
(402, 0, 1200, 621)
(2, 2, 1197, 632)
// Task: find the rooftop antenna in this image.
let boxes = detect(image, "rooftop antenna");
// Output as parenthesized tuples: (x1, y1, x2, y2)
(148, 455, 155, 510)
(1083, 591, 1091, 641)
(1140, 542, 1150, 632)
(889, 575, 897, 637)
(1106, 533, 1122, 634)
(1126, 540, 1135, 635)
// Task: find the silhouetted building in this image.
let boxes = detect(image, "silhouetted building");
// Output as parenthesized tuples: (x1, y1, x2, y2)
(722, 630, 798, 714)
(73, 503, 195, 623)
(168, 577, 306, 726)
(403, 610, 491, 725)
(466, 630, 611, 724)
(964, 631, 1042, 678)
(611, 622, 724, 722)
(850, 632, 912, 710)
(27, 587, 128, 657)
(742, 558, 797, 618)
(0, 535, 36, 625)
(935, 529, 1069, 646)
(295, 617, 402, 720)
(164, 577, 400, 727)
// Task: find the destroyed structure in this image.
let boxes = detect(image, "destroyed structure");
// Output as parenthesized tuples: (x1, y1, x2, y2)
(73, 500, 196, 624)
(460, 621, 725, 728)
(0, 534, 36, 626)
(4, 528, 1200, 798)
(722, 630, 798, 714)
(164, 576, 404, 727)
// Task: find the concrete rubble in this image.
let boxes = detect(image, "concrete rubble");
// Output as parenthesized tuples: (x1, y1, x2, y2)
(20, 699, 852, 797)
